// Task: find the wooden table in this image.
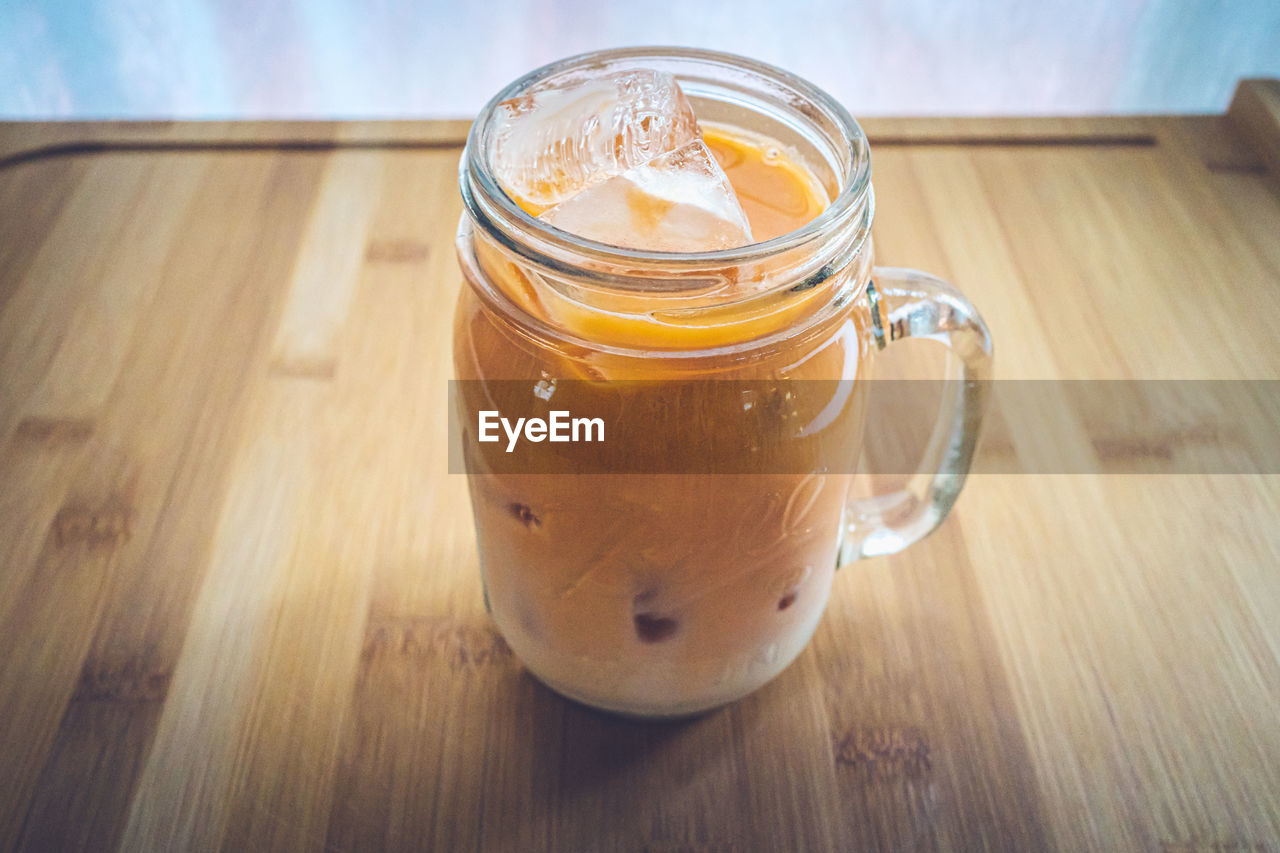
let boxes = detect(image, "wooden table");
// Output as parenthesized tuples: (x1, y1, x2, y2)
(2, 81, 1279, 852)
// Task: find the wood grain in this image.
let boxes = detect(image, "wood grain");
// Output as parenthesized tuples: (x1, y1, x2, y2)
(2, 81, 1279, 852)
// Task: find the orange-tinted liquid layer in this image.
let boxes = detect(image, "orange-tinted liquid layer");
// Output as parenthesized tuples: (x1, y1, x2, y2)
(703, 124, 829, 242)
(473, 125, 837, 354)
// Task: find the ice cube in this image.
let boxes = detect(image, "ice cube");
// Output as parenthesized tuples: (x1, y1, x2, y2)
(491, 69, 699, 215)
(540, 140, 755, 252)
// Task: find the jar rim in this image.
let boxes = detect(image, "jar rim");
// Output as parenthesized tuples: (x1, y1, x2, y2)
(460, 46, 872, 274)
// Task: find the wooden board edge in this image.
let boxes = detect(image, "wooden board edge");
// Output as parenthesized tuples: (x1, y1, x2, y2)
(0, 115, 1174, 172)
(0, 119, 476, 171)
(1227, 78, 1280, 189)
(860, 115, 1159, 146)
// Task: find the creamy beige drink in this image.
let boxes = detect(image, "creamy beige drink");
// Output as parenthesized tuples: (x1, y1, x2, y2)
(454, 57, 876, 716)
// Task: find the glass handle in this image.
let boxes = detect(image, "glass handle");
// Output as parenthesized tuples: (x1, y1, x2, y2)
(840, 267, 994, 563)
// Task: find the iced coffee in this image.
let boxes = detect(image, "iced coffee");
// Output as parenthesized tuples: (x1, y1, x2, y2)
(454, 57, 875, 716)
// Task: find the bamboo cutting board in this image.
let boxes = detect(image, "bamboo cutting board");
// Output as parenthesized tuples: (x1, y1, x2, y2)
(2, 81, 1280, 852)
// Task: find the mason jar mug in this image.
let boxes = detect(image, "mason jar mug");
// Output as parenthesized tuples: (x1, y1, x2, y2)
(453, 48, 992, 717)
